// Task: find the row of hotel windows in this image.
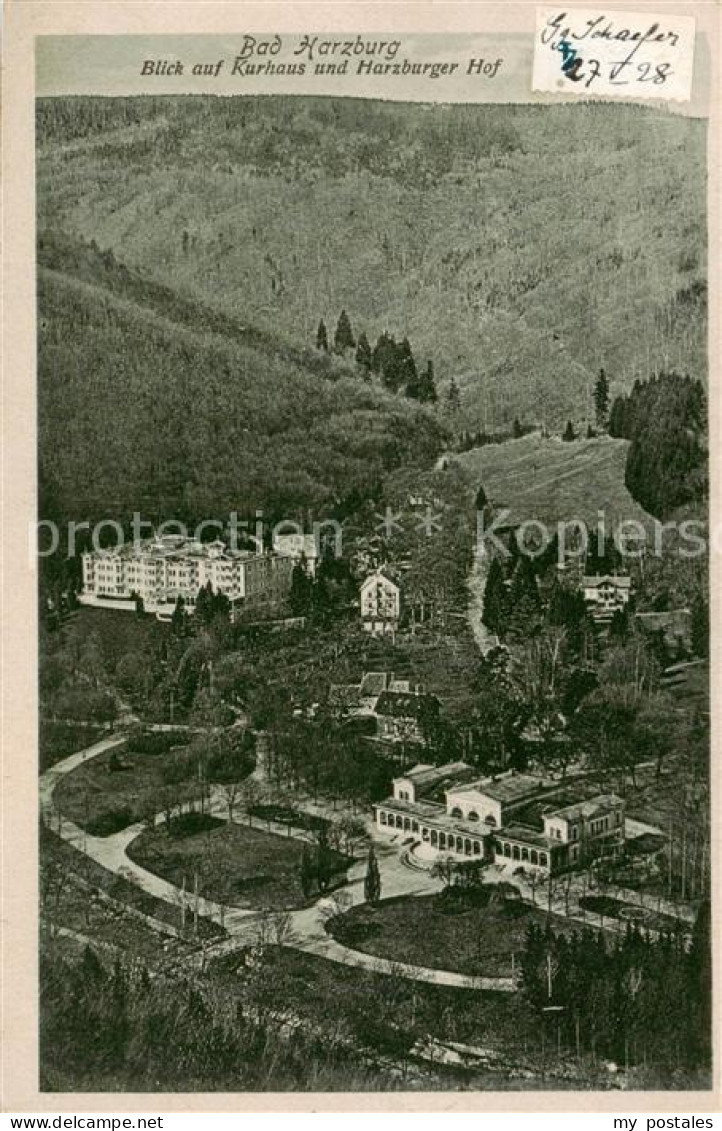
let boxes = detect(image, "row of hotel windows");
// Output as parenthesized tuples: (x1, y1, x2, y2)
(496, 842, 549, 866)
(378, 811, 483, 855)
(379, 810, 553, 867)
(449, 807, 496, 825)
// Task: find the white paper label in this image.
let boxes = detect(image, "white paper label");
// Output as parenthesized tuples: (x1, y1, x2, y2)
(533, 8, 695, 101)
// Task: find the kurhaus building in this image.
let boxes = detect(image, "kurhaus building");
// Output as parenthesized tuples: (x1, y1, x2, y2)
(81, 534, 293, 617)
(374, 763, 625, 876)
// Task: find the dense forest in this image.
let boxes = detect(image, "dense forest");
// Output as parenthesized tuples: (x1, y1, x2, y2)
(37, 95, 707, 429)
(609, 372, 707, 518)
(37, 231, 445, 528)
(39, 946, 397, 1091)
(521, 907, 711, 1074)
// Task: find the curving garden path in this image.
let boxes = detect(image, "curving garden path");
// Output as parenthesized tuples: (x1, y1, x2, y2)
(40, 734, 515, 991)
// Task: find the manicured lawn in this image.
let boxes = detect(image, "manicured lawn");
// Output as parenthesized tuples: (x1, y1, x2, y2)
(328, 889, 596, 977)
(53, 743, 190, 834)
(127, 819, 351, 911)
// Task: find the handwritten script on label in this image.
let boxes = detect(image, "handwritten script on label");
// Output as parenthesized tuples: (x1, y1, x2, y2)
(533, 8, 695, 101)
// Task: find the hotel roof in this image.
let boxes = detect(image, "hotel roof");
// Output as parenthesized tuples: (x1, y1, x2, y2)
(376, 690, 440, 719)
(496, 825, 557, 851)
(449, 773, 549, 805)
(583, 575, 632, 588)
(546, 793, 624, 822)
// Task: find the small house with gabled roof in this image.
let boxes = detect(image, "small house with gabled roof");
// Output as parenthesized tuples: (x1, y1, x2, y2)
(360, 570, 401, 636)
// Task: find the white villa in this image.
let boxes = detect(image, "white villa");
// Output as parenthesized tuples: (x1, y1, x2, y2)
(360, 570, 401, 635)
(81, 534, 293, 617)
(582, 574, 632, 620)
(375, 764, 625, 876)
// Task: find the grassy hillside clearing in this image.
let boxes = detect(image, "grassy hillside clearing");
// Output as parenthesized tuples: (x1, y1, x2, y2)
(453, 433, 655, 533)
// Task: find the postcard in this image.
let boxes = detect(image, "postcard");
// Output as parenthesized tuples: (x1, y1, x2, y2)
(1, 0, 719, 1113)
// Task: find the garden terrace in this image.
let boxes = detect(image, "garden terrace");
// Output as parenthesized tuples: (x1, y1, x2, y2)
(578, 895, 689, 936)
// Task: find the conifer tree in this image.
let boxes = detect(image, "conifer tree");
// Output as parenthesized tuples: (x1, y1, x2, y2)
(316, 319, 329, 352)
(415, 359, 437, 403)
(289, 560, 313, 616)
(300, 844, 316, 899)
(608, 394, 629, 438)
(506, 556, 542, 641)
(377, 334, 403, 392)
(482, 557, 509, 637)
(398, 337, 418, 396)
(364, 845, 381, 906)
(333, 309, 355, 353)
(562, 420, 576, 442)
(594, 367, 610, 427)
(171, 595, 187, 637)
(316, 827, 334, 892)
(355, 331, 372, 372)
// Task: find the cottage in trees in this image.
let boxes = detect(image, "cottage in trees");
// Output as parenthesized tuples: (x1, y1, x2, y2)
(375, 688, 440, 745)
(360, 570, 401, 635)
(328, 671, 413, 716)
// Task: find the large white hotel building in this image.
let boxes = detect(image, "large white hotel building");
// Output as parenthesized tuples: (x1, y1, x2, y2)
(81, 535, 294, 617)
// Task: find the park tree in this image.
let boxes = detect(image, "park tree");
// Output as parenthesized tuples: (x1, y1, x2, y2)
(562, 420, 576, 442)
(333, 309, 355, 353)
(512, 418, 524, 439)
(471, 647, 530, 769)
(316, 319, 329, 352)
(595, 367, 610, 428)
(364, 845, 382, 906)
(568, 693, 639, 786)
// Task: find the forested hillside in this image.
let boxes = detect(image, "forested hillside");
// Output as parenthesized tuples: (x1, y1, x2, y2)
(37, 96, 707, 429)
(38, 231, 444, 526)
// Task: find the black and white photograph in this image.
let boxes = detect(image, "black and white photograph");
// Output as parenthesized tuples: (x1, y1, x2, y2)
(3, 3, 716, 1107)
